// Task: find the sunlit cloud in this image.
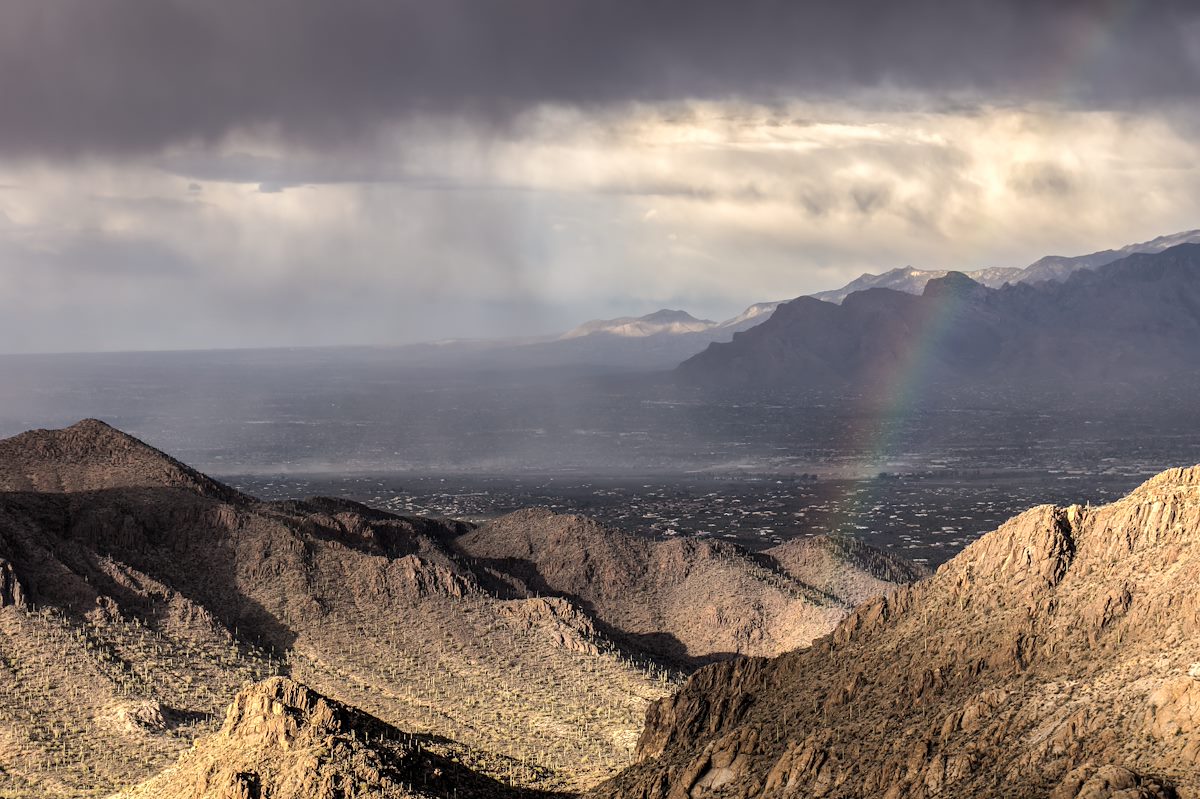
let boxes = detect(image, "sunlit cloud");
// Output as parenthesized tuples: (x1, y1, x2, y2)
(1, 99, 1199, 352)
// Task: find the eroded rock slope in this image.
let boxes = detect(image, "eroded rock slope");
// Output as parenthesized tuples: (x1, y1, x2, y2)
(591, 467, 1200, 798)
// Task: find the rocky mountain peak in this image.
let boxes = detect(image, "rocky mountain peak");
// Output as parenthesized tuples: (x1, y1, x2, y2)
(641, 309, 709, 324)
(5, 418, 140, 460)
(0, 418, 244, 500)
(117, 677, 526, 799)
(921, 271, 988, 300)
(220, 677, 352, 745)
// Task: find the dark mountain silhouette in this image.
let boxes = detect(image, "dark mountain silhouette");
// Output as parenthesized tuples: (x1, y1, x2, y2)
(679, 244, 1200, 395)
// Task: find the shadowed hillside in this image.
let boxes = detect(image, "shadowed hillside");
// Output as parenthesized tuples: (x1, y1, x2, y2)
(681, 244, 1200, 396)
(0, 421, 918, 796)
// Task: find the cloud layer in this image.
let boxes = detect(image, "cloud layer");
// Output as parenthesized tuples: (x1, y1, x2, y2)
(2, 3, 1200, 352)
(3, 1, 1200, 157)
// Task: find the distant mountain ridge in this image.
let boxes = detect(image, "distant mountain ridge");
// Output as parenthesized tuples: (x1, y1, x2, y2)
(559, 302, 788, 341)
(389, 301, 788, 371)
(810, 228, 1200, 304)
(809, 265, 1023, 304)
(384, 230, 1199, 372)
(679, 243, 1200, 394)
(561, 309, 717, 339)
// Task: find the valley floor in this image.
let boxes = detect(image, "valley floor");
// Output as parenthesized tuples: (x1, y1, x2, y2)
(228, 469, 1147, 566)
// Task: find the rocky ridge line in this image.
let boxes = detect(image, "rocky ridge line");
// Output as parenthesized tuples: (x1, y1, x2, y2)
(589, 466, 1200, 798)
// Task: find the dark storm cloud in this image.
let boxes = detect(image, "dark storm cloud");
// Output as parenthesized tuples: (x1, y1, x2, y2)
(2, 0, 1199, 158)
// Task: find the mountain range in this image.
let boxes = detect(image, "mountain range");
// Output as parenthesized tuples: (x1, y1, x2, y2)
(809, 228, 1200, 304)
(5, 422, 1200, 797)
(0, 420, 917, 797)
(679, 243, 1200, 396)
(380, 229, 1199, 373)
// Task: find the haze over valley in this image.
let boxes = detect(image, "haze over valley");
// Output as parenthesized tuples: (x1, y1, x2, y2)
(5, 235, 1200, 569)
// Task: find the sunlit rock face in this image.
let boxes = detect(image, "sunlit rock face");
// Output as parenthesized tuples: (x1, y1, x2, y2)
(591, 465, 1200, 799)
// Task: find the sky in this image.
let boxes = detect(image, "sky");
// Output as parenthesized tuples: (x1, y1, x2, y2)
(2, 0, 1200, 353)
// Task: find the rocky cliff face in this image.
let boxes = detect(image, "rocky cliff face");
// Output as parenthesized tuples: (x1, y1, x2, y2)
(590, 466, 1200, 798)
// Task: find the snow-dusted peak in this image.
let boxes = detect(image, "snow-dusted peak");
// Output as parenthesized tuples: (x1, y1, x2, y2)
(560, 309, 717, 339)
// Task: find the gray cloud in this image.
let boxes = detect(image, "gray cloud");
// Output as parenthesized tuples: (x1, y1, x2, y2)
(2, 230, 198, 279)
(4, 4, 1200, 355)
(159, 152, 412, 189)
(1008, 161, 1078, 197)
(2, 1, 1199, 157)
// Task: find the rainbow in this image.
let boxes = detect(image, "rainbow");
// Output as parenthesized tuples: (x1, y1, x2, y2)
(792, 0, 1145, 554)
(812, 279, 989, 557)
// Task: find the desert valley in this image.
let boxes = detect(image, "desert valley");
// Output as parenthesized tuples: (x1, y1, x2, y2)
(2, 414, 1200, 798)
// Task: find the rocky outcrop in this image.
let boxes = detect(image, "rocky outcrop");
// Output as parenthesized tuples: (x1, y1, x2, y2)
(499, 596, 605, 656)
(112, 700, 168, 734)
(1145, 670, 1200, 768)
(113, 677, 525, 799)
(1051, 765, 1177, 799)
(0, 558, 26, 608)
(589, 466, 1200, 799)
